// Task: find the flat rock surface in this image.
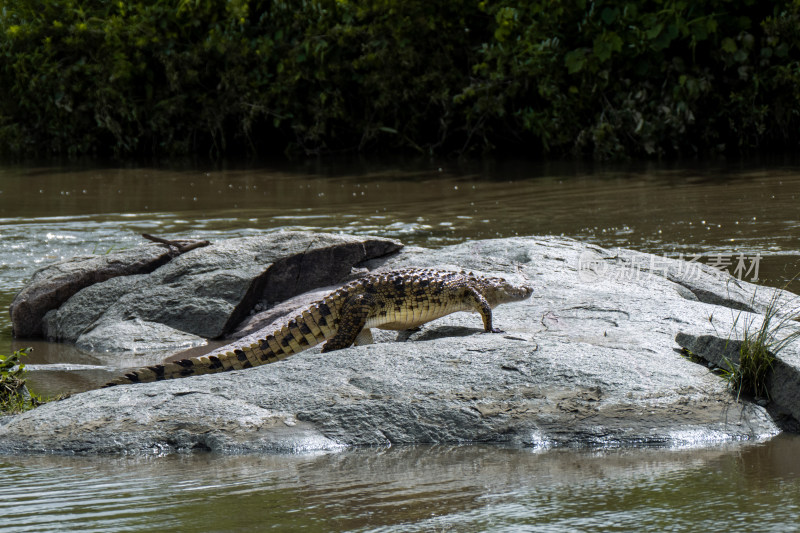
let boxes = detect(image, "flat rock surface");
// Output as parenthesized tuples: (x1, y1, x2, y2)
(1, 235, 795, 454)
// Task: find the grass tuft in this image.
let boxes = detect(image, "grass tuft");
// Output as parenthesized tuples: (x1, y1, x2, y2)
(727, 288, 800, 401)
(0, 348, 42, 414)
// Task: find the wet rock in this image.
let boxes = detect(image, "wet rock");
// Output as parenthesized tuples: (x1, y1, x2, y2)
(31, 232, 402, 355)
(0, 235, 793, 455)
(9, 245, 172, 338)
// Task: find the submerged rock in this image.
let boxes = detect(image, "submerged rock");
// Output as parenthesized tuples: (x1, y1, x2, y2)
(1, 235, 796, 454)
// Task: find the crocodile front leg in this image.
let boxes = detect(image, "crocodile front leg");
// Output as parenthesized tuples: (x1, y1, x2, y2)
(464, 287, 501, 333)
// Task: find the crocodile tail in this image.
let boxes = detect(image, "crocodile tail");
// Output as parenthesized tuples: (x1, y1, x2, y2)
(102, 341, 280, 387)
(103, 299, 339, 387)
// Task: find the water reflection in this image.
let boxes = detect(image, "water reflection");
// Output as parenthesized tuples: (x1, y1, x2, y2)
(1, 435, 799, 532)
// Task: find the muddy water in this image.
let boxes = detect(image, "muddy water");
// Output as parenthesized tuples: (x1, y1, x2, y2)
(1, 160, 800, 530)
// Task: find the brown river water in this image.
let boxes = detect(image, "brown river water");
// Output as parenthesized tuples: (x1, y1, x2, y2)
(1, 159, 800, 531)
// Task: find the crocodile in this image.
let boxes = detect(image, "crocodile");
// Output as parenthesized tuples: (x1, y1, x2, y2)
(104, 268, 533, 386)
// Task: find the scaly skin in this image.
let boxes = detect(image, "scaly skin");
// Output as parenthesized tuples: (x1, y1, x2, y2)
(104, 268, 533, 386)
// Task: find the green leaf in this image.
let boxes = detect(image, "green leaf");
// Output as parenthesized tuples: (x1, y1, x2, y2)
(646, 23, 663, 40)
(601, 7, 619, 25)
(607, 32, 623, 53)
(594, 32, 622, 62)
(564, 49, 586, 74)
(690, 21, 708, 41)
(721, 37, 737, 54)
(667, 24, 679, 40)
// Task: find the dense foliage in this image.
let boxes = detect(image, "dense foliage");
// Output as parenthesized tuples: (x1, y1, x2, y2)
(2, 0, 800, 158)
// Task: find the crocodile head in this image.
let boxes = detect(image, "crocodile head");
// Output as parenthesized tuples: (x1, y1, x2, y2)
(479, 275, 533, 307)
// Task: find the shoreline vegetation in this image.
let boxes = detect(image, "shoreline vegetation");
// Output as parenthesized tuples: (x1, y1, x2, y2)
(0, 348, 41, 414)
(2, 1, 800, 159)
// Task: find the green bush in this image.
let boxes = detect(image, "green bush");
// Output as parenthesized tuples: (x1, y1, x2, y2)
(2, 0, 800, 158)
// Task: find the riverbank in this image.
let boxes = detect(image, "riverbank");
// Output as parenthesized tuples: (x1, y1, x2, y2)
(2, 233, 798, 454)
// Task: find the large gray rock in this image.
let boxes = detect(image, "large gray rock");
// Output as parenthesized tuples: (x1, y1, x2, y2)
(42, 274, 149, 344)
(0, 235, 794, 455)
(9, 245, 172, 337)
(36, 232, 402, 356)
